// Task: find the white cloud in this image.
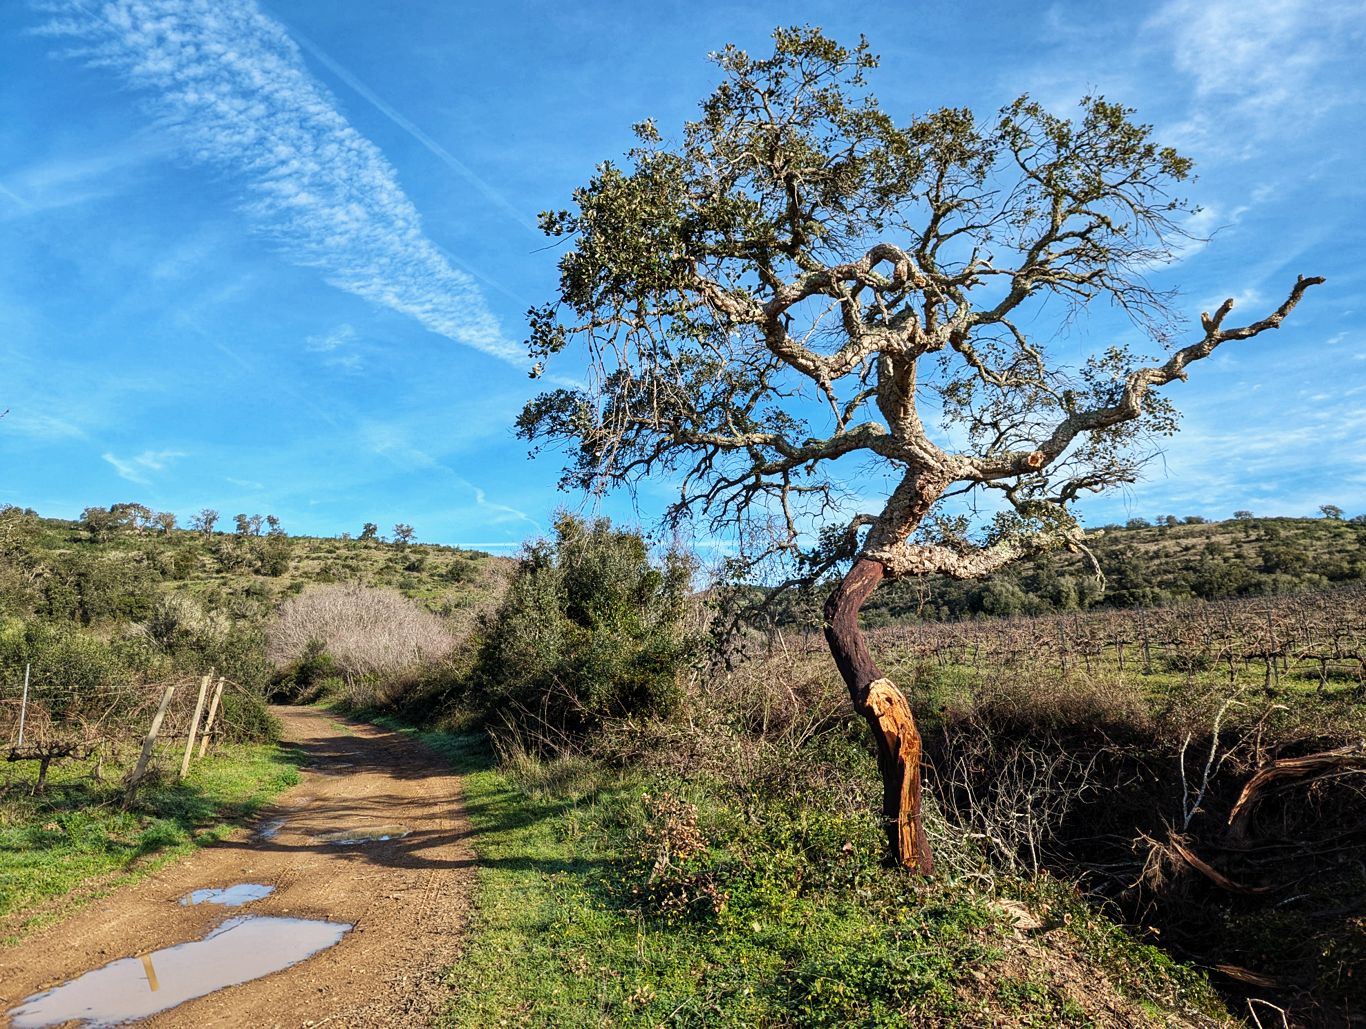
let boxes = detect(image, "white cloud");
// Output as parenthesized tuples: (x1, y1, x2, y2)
(38, 0, 517, 362)
(306, 322, 365, 371)
(0, 138, 168, 219)
(1149, 0, 1366, 146)
(102, 448, 186, 484)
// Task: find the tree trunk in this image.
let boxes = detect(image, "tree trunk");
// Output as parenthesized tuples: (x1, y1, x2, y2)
(824, 557, 933, 874)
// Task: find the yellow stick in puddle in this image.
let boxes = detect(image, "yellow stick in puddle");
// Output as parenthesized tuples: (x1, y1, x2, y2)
(141, 954, 160, 992)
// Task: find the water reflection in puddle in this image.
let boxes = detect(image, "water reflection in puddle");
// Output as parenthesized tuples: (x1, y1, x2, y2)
(8, 915, 351, 1028)
(256, 818, 287, 840)
(317, 825, 410, 845)
(179, 883, 275, 907)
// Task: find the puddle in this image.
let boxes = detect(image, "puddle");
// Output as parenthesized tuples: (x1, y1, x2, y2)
(8, 916, 351, 1028)
(317, 825, 410, 845)
(179, 883, 274, 907)
(255, 818, 287, 840)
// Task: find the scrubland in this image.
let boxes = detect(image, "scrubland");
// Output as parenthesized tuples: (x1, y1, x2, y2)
(3, 504, 1363, 1025)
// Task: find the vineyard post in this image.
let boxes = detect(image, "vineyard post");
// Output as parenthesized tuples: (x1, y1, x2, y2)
(196, 676, 226, 759)
(16, 663, 30, 747)
(1139, 608, 1153, 674)
(124, 684, 176, 803)
(179, 673, 212, 780)
(1266, 607, 1281, 690)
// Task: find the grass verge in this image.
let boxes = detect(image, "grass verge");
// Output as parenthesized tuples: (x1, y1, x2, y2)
(0, 740, 301, 941)
(365, 714, 1229, 1028)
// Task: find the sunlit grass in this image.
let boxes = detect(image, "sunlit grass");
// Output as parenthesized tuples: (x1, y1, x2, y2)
(0, 743, 300, 938)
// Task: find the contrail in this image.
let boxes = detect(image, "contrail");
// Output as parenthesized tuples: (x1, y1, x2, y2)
(284, 24, 541, 235)
(37, 0, 521, 364)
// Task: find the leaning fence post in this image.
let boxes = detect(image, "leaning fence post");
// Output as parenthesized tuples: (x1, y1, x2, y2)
(196, 676, 226, 758)
(16, 663, 30, 747)
(125, 684, 176, 802)
(180, 673, 212, 780)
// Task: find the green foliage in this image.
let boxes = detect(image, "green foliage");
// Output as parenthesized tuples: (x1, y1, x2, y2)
(269, 639, 340, 702)
(40, 551, 160, 625)
(0, 618, 132, 698)
(395, 715, 1224, 1028)
(518, 25, 1235, 592)
(471, 514, 696, 734)
(856, 515, 1366, 622)
(0, 741, 299, 930)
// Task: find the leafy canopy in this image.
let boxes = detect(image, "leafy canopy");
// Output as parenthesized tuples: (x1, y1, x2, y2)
(520, 28, 1319, 588)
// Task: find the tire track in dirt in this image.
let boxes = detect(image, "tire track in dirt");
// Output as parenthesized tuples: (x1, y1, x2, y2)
(0, 707, 475, 1028)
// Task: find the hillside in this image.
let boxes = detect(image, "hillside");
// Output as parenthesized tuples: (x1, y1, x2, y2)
(860, 514, 1366, 623)
(3, 502, 1362, 1024)
(0, 506, 510, 622)
(0, 503, 513, 705)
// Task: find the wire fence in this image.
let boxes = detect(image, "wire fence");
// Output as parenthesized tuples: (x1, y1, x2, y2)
(776, 583, 1366, 690)
(0, 670, 265, 794)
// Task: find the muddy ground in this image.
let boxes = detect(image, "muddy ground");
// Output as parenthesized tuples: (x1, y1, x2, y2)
(0, 706, 474, 1027)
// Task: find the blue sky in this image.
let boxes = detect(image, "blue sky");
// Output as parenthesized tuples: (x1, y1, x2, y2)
(2, 0, 1364, 551)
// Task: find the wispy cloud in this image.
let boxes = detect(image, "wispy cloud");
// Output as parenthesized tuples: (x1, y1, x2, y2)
(0, 138, 168, 219)
(357, 419, 540, 532)
(103, 448, 186, 484)
(285, 26, 538, 235)
(3, 410, 87, 442)
(1148, 0, 1366, 148)
(306, 322, 365, 371)
(37, 0, 517, 362)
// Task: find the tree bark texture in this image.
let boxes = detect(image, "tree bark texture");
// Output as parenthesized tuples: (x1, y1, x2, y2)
(824, 557, 933, 873)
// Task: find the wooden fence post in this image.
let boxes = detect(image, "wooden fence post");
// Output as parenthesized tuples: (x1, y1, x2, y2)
(125, 684, 176, 802)
(180, 673, 212, 780)
(16, 663, 30, 747)
(197, 677, 226, 758)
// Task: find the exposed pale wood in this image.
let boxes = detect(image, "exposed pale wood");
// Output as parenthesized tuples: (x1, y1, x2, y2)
(1167, 836, 1273, 896)
(197, 677, 226, 758)
(825, 558, 933, 873)
(1227, 745, 1366, 839)
(124, 684, 176, 802)
(179, 674, 212, 779)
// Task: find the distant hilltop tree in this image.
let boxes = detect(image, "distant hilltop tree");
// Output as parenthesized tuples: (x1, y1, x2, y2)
(1233, 510, 1254, 520)
(1320, 504, 1344, 520)
(110, 502, 153, 531)
(519, 27, 1322, 872)
(393, 523, 415, 546)
(359, 522, 379, 542)
(191, 509, 219, 536)
(154, 511, 177, 534)
(80, 506, 122, 541)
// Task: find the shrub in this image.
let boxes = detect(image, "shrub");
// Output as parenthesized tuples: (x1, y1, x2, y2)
(267, 583, 456, 682)
(269, 639, 340, 702)
(216, 689, 281, 742)
(471, 514, 697, 736)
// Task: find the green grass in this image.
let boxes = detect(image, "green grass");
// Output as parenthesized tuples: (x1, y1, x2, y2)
(0, 742, 300, 939)
(365, 716, 1226, 1027)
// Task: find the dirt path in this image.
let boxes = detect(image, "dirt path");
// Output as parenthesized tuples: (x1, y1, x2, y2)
(0, 707, 474, 1028)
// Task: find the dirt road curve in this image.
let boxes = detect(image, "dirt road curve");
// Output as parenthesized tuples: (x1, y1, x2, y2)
(0, 707, 474, 1028)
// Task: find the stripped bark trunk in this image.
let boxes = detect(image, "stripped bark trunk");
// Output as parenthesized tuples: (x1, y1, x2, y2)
(824, 557, 933, 873)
